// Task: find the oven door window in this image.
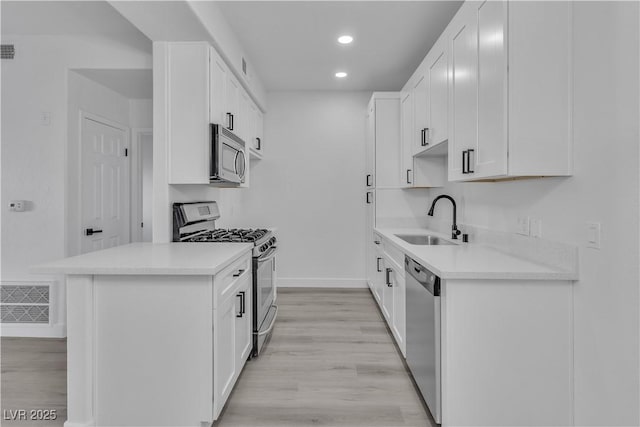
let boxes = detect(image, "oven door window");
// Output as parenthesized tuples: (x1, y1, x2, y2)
(256, 255, 275, 328)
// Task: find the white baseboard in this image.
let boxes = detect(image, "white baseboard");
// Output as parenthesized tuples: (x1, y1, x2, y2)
(1, 322, 66, 338)
(277, 278, 368, 288)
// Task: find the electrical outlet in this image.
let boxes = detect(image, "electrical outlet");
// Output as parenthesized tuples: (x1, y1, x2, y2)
(516, 216, 530, 236)
(9, 200, 25, 212)
(41, 112, 51, 126)
(530, 218, 542, 238)
(586, 222, 601, 249)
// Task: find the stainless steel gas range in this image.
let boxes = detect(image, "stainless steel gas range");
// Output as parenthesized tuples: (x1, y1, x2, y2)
(173, 201, 278, 357)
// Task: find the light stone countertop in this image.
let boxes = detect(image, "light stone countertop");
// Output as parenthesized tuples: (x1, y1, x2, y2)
(31, 242, 253, 276)
(375, 228, 578, 281)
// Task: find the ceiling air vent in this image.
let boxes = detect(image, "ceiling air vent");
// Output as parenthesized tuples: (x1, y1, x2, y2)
(1, 44, 15, 59)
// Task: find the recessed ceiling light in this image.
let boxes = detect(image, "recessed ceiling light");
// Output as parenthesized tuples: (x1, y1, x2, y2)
(338, 35, 353, 45)
(335, 72, 348, 78)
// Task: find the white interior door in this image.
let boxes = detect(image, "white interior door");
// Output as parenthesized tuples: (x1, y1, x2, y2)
(81, 116, 130, 254)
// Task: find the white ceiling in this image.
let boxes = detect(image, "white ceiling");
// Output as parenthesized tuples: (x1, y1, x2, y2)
(216, 1, 463, 91)
(73, 69, 153, 99)
(1, 1, 148, 37)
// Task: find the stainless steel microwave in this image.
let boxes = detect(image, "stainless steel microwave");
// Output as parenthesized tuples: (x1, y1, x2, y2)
(210, 124, 246, 185)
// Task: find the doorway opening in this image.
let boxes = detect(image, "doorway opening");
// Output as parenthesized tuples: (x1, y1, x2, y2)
(67, 69, 152, 256)
(132, 129, 153, 242)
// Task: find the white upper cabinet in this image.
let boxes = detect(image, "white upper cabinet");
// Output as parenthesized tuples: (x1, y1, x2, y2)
(400, 91, 414, 187)
(365, 103, 375, 189)
(372, 93, 402, 188)
(164, 42, 265, 186)
(448, 0, 573, 181)
(238, 88, 251, 143)
(427, 37, 449, 149)
(412, 75, 429, 153)
(255, 109, 264, 155)
(247, 102, 264, 159)
(166, 42, 210, 185)
(448, 4, 479, 181)
(209, 48, 228, 127)
(225, 73, 241, 133)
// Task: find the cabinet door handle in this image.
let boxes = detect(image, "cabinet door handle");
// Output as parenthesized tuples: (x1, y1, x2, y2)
(462, 150, 468, 174)
(374, 240, 381, 245)
(256, 137, 261, 150)
(230, 114, 234, 131)
(385, 268, 393, 286)
(226, 113, 232, 130)
(366, 174, 372, 187)
(85, 228, 103, 236)
(236, 291, 245, 317)
(376, 257, 383, 273)
(467, 149, 475, 174)
(233, 269, 245, 277)
(421, 128, 426, 146)
(406, 169, 412, 184)
(424, 128, 430, 145)
(366, 191, 373, 204)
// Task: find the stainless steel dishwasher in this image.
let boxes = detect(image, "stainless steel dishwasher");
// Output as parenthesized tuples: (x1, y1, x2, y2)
(405, 256, 441, 424)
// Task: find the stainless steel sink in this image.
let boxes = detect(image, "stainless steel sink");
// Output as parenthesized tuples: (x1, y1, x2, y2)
(395, 234, 455, 245)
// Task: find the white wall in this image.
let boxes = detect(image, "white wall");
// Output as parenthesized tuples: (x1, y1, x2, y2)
(221, 91, 371, 286)
(1, 34, 151, 336)
(424, 2, 639, 424)
(130, 99, 153, 129)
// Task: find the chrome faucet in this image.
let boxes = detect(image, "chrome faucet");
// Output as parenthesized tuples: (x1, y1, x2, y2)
(428, 195, 462, 240)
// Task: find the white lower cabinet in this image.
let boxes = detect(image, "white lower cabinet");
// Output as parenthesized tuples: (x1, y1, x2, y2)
(370, 243, 384, 304)
(381, 259, 394, 322)
(369, 234, 406, 356)
(213, 254, 252, 420)
(214, 288, 237, 408)
(235, 276, 252, 366)
(391, 267, 406, 356)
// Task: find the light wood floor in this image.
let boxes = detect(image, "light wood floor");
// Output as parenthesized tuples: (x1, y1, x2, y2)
(1, 289, 433, 427)
(216, 288, 434, 427)
(1, 337, 67, 426)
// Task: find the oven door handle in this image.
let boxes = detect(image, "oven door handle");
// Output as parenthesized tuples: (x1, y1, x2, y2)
(255, 304, 278, 336)
(257, 246, 278, 263)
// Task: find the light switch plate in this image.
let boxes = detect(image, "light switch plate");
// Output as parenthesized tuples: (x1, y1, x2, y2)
(516, 216, 530, 236)
(530, 218, 542, 238)
(41, 112, 51, 126)
(586, 222, 601, 249)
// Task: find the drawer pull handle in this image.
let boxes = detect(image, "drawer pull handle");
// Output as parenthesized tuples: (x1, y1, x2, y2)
(233, 269, 245, 278)
(386, 268, 393, 287)
(236, 291, 245, 317)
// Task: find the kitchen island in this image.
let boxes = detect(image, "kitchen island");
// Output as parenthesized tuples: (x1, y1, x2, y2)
(32, 243, 254, 427)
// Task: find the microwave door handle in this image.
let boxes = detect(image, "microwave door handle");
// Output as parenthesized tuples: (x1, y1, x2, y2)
(234, 150, 246, 180)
